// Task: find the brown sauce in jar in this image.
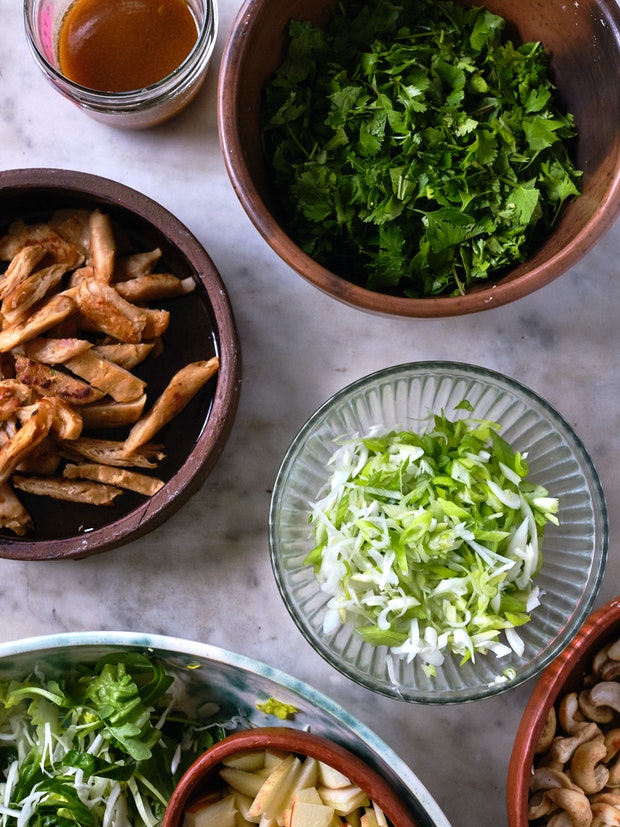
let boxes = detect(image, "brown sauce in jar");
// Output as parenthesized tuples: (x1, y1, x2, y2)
(58, 0, 199, 92)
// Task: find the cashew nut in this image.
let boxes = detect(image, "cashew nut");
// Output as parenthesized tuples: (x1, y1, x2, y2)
(607, 758, 620, 789)
(546, 787, 594, 827)
(593, 644, 615, 678)
(548, 813, 582, 827)
(579, 690, 615, 725)
(529, 790, 565, 820)
(591, 793, 620, 807)
(560, 693, 586, 735)
(593, 644, 620, 682)
(531, 766, 581, 793)
(570, 739, 610, 794)
(551, 723, 603, 765)
(590, 802, 620, 827)
(537, 705, 559, 752)
(528, 633, 620, 826)
(589, 683, 620, 715)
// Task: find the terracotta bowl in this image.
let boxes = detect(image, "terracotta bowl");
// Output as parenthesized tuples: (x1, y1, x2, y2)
(218, 0, 620, 318)
(163, 726, 420, 827)
(0, 168, 241, 560)
(506, 595, 620, 826)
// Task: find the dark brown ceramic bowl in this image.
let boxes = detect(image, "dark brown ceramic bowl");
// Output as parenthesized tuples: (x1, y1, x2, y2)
(506, 595, 620, 826)
(0, 168, 241, 560)
(218, 0, 620, 318)
(163, 726, 420, 827)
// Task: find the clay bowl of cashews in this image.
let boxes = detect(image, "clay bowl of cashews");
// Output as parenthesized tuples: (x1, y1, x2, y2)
(507, 595, 620, 827)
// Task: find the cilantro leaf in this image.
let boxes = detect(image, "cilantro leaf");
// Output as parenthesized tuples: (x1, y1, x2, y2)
(262, 0, 582, 297)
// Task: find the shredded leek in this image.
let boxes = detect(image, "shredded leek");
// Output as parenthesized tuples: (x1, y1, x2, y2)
(306, 409, 559, 675)
(0, 653, 240, 827)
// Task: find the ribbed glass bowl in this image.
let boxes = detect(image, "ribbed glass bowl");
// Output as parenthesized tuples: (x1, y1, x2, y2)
(269, 362, 608, 704)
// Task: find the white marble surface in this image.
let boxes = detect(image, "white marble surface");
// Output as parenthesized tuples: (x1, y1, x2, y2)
(0, 1, 619, 824)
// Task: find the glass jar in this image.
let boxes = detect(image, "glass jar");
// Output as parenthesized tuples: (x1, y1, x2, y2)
(23, 0, 218, 128)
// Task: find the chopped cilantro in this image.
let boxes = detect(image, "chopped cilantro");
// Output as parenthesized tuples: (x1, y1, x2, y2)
(262, 0, 582, 297)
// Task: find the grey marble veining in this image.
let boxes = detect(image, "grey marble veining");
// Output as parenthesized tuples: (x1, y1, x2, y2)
(0, 1, 619, 825)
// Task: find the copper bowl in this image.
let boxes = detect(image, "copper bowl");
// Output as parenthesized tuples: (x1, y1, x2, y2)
(0, 168, 241, 560)
(163, 727, 420, 827)
(506, 596, 620, 826)
(218, 0, 620, 318)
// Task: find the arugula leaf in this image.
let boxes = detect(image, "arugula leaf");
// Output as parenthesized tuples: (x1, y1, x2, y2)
(262, 0, 582, 297)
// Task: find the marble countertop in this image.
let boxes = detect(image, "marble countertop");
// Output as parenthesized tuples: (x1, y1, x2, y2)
(0, 0, 619, 824)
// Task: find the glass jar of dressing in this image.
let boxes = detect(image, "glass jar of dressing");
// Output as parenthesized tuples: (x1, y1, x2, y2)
(24, 0, 217, 128)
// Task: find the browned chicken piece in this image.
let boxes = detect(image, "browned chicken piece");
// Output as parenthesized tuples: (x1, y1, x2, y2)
(49, 209, 92, 257)
(91, 342, 155, 370)
(115, 273, 195, 302)
(63, 349, 146, 403)
(0, 381, 35, 420)
(80, 394, 147, 429)
(0, 244, 47, 299)
(16, 436, 62, 475)
(2, 263, 69, 325)
(67, 264, 95, 289)
(141, 308, 170, 339)
(74, 279, 148, 343)
(0, 292, 77, 352)
(45, 396, 84, 441)
(123, 356, 219, 454)
(22, 337, 93, 365)
(59, 436, 165, 468)
(0, 482, 33, 535)
(0, 398, 55, 486)
(0, 219, 84, 269)
(63, 462, 164, 496)
(14, 355, 105, 406)
(113, 248, 162, 281)
(88, 209, 116, 283)
(12, 474, 123, 506)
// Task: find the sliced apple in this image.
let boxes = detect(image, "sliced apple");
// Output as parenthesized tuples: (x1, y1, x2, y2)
(344, 811, 362, 827)
(318, 785, 370, 816)
(233, 792, 255, 822)
(247, 754, 301, 820)
(291, 787, 323, 806)
(360, 808, 379, 827)
(290, 801, 335, 827)
(281, 807, 292, 827)
(223, 750, 266, 772)
(317, 761, 353, 790)
(264, 749, 290, 768)
(370, 803, 388, 827)
(184, 747, 387, 827)
(220, 767, 266, 799)
(184, 793, 237, 827)
(185, 792, 223, 814)
(290, 757, 319, 794)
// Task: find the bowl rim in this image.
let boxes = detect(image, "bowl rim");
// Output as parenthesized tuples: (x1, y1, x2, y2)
(217, 0, 620, 318)
(164, 726, 421, 827)
(506, 594, 620, 827)
(269, 360, 608, 703)
(0, 167, 242, 560)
